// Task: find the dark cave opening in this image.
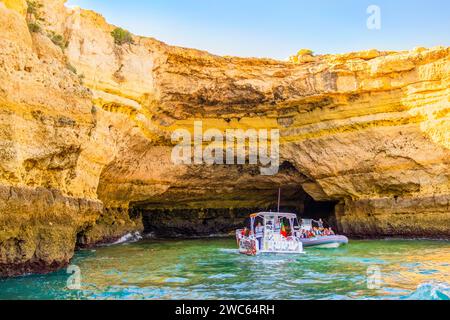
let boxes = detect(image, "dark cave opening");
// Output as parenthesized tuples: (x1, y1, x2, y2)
(133, 190, 338, 238)
(300, 193, 339, 230)
(128, 161, 339, 238)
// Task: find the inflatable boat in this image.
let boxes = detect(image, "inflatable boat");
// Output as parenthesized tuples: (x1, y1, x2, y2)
(298, 219, 348, 248)
(300, 235, 349, 248)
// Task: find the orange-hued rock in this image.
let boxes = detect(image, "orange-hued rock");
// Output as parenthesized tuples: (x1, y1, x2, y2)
(1, 0, 27, 16)
(0, 0, 449, 276)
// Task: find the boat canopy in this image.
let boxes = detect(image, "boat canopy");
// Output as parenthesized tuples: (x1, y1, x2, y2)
(250, 212, 298, 219)
(249, 212, 299, 235)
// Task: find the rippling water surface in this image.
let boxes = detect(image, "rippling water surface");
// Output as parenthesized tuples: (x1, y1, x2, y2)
(0, 239, 449, 300)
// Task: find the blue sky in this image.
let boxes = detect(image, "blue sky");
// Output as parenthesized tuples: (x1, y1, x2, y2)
(66, 0, 450, 60)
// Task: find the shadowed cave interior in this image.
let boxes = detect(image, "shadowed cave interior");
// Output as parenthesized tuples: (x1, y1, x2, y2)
(131, 191, 338, 238)
(96, 160, 340, 239)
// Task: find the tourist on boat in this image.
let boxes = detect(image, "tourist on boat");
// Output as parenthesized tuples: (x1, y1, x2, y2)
(255, 222, 264, 250)
(299, 229, 307, 239)
(280, 220, 289, 237)
(312, 227, 319, 236)
(285, 225, 292, 237)
(313, 219, 324, 228)
(274, 220, 281, 233)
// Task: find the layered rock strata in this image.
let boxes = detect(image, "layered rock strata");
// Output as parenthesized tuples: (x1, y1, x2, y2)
(0, 0, 449, 276)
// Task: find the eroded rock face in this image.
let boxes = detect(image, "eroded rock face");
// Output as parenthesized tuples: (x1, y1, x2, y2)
(0, 0, 449, 276)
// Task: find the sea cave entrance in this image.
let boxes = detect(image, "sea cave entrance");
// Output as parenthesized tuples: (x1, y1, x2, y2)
(131, 188, 339, 238)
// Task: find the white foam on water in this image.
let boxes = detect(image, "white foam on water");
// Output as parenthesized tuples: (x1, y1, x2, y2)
(218, 248, 239, 254)
(111, 232, 143, 245)
(208, 273, 236, 279)
(164, 277, 189, 283)
(404, 281, 450, 300)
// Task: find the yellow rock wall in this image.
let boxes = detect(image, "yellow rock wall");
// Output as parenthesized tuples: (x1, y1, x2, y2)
(0, 0, 449, 276)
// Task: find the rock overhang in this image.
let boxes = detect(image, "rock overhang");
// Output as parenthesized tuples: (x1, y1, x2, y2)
(0, 0, 449, 277)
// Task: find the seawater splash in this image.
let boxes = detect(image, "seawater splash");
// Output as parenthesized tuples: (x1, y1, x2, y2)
(404, 282, 450, 300)
(110, 232, 142, 245)
(0, 239, 448, 300)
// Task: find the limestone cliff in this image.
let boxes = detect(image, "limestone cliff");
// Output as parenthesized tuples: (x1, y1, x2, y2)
(0, 0, 449, 276)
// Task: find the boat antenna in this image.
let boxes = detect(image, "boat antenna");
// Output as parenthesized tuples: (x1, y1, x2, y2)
(277, 188, 281, 212)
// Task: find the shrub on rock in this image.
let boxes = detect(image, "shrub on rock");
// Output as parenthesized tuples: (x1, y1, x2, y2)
(111, 27, 134, 46)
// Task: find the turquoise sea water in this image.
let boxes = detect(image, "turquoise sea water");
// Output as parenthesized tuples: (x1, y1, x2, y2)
(0, 238, 449, 300)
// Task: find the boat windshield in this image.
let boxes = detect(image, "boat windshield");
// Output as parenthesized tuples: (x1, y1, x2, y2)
(249, 212, 299, 235)
(301, 219, 313, 231)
